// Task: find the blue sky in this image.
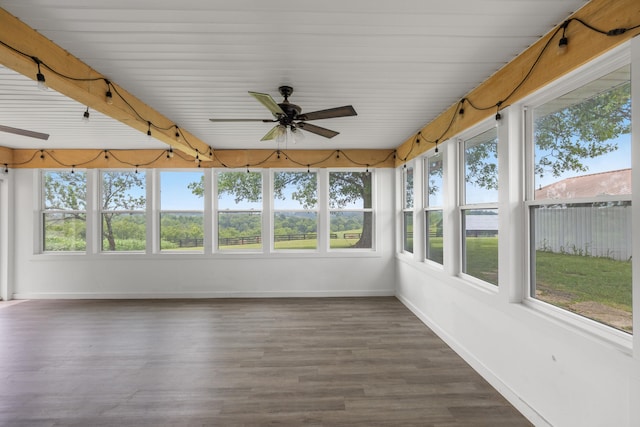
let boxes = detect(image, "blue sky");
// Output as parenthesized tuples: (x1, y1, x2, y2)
(535, 134, 631, 189)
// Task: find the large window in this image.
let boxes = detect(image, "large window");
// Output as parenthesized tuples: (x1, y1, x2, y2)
(160, 171, 204, 252)
(402, 165, 414, 253)
(329, 171, 373, 249)
(461, 128, 499, 285)
(425, 152, 444, 264)
(528, 64, 632, 333)
(42, 170, 87, 252)
(101, 171, 146, 252)
(273, 171, 318, 250)
(217, 171, 263, 251)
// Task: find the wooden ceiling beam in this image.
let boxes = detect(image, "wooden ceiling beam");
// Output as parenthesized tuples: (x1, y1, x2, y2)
(0, 8, 210, 160)
(0, 148, 396, 170)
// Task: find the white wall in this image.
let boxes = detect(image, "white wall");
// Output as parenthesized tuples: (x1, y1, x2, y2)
(397, 260, 633, 427)
(396, 40, 639, 427)
(11, 167, 395, 299)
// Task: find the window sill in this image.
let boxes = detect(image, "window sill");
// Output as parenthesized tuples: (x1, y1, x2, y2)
(522, 298, 632, 355)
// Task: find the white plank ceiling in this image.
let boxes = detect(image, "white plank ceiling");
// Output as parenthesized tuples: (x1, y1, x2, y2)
(0, 0, 588, 151)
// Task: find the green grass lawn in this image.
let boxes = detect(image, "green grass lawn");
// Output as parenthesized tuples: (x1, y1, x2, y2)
(465, 237, 499, 285)
(535, 250, 632, 310)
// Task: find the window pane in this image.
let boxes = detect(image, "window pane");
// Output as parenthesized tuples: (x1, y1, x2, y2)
(44, 171, 86, 211)
(426, 210, 443, 264)
(403, 211, 413, 253)
(274, 171, 317, 210)
(403, 167, 414, 209)
(426, 153, 443, 207)
(464, 128, 498, 204)
(218, 212, 262, 250)
(531, 202, 632, 332)
(329, 172, 372, 209)
(160, 213, 204, 251)
(462, 209, 498, 285)
(43, 213, 86, 251)
(217, 171, 262, 210)
(102, 213, 146, 251)
(330, 211, 372, 249)
(274, 212, 317, 250)
(160, 171, 204, 210)
(533, 66, 631, 199)
(101, 171, 146, 210)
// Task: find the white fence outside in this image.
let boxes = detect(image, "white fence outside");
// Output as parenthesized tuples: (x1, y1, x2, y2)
(532, 203, 632, 261)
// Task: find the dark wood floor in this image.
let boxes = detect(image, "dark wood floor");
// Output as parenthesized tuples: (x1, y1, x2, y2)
(0, 298, 531, 427)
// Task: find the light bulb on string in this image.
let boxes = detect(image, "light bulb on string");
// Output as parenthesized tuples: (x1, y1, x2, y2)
(167, 147, 174, 159)
(82, 107, 90, 122)
(558, 21, 569, 55)
(147, 122, 152, 139)
(34, 60, 47, 91)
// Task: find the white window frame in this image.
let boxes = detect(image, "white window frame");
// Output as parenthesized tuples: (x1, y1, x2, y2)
(214, 168, 264, 253)
(40, 169, 88, 254)
(158, 169, 205, 254)
(401, 163, 415, 254)
(327, 169, 376, 252)
(458, 126, 500, 289)
(99, 169, 148, 253)
(271, 169, 320, 252)
(424, 150, 444, 266)
(521, 42, 634, 344)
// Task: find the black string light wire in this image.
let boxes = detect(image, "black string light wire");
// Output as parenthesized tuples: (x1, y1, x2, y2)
(396, 16, 640, 165)
(1, 14, 638, 171)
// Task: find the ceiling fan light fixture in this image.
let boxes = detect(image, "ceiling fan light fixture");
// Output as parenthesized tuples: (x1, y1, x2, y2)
(275, 124, 287, 143)
(291, 125, 305, 143)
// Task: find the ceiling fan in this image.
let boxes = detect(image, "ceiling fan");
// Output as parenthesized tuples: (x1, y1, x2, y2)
(0, 124, 49, 140)
(209, 86, 357, 141)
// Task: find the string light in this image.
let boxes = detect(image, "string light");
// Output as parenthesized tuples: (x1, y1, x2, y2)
(135, 165, 139, 174)
(71, 165, 75, 174)
(82, 107, 90, 122)
(167, 147, 174, 159)
(558, 21, 569, 55)
(40, 150, 45, 160)
(175, 126, 182, 142)
(33, 58, 47, 91)
(0, 18, 640, 173)
(104, 150, 109, 160)
(4, 164, 8, 173)
(105, 85, 113, 105)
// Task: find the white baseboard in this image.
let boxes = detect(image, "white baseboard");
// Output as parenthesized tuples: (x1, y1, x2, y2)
(396, 293, 552, 427)
(13, 289, 395, 299)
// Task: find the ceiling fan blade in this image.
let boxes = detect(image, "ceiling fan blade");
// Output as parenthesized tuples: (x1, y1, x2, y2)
(209, 118, 274, 122)
(249, 91, 285, 117)
(260, 125, 282, 141)
(297, 122, 339, 139)
(0, 125, 49, 140)
(298, 105, 357, 121)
